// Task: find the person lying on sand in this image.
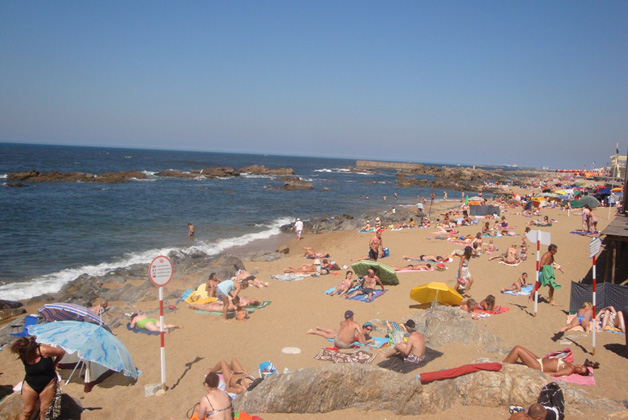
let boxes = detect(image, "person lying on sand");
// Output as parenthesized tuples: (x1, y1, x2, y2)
(329, 271, 355, 296)
(552, 302, 594, 340)
(502, 272, 528, 293)
(377, 319, 425, 364)
(189, 296, 261, 312)
(596, 306, 626, 333)
(527, 216, 552, 226)
(392, 263, 432, 271)
(210, 358, 256, 395)
(303, 247, 330, 259)
(90, 298, 108, 315)
(502, 345, 592, 377)
(403, 254, 447, 262)
(235, 270, 270, 288)
(283, 260, 327, 274)
(477, 295, 497, 311)
(130, 312, 182, 333)
(460, 299, 477, 313)
(345, 268, 385, 301)
(306, 310, 366, 349)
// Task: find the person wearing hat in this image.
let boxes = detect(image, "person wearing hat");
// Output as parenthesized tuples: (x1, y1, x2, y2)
(306, 310, 366, 349)
(378, 319, 426, 364)
(294, 218, 304, 240)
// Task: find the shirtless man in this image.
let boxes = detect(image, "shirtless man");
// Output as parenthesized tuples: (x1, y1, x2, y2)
(392, 263, 432, 271)
(346, 268, 385, 301)
(188, 223, 195, 237)
(403, 254, 446, 263)
(306, 310, 366, 349)
(378, 319, 426, 364)
(530, 244, 563, 305)
(369, 230, 384, 261)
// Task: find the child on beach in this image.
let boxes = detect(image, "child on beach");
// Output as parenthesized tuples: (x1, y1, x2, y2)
(478, 295, 496, 311)
(329, 271, 355, 296)
(486, 239, 496, 253)
(502, 272, 528, 293)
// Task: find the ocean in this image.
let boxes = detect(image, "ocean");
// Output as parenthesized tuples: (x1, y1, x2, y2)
(0, 143, 462, 301)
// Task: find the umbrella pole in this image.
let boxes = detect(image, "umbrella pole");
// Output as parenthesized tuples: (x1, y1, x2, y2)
(66, 359, 84, 385)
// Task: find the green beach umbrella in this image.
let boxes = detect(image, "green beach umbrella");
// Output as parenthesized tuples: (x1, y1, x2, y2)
(351, 260, 399, 285)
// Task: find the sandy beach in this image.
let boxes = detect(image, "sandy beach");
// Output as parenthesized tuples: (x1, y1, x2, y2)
(2, 190, 627, 420)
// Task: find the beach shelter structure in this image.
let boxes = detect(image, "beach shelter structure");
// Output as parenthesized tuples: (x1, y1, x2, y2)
(410, 282, 462, 306)
(351, 260, 399, 285)
(28, 321, 138, 389)
(38, 303, 111, 332)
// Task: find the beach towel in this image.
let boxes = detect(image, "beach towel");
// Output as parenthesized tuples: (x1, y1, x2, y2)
(503, 284, 534, 296)
(323, 285, 357, 296)
(184, 283, 218, 304)
(313, 348, 376, 364)
(570, 230, 599, 237)
(360, 229, 375, 233)
(540, 265, 562, 290)
(345, 289, 387, 302)
(384, 320, 408, 334)
(126, 322, 160, 335)
(416, 362, 503, 384)
(327, 336, 389, 348)
(271, 274, 305, 282)
(194, 301, 272, 315)
(499, 260, 521, 267)
(474, 306, 510, 316)
(554, 367, 595, 385)
(377, 347, 444, 373)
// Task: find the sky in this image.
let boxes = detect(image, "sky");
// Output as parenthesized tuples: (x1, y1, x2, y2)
(1, 1, 627, 169)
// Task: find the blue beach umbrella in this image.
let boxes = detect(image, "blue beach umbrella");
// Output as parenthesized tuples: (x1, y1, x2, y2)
(28, 321, 138, 380)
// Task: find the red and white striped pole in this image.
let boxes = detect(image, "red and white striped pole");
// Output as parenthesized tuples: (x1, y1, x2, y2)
(149, 255, 173, 392)
(159, 286, 166, 389)
(533, 233, 541, 316)
(592, 255, 597, 356)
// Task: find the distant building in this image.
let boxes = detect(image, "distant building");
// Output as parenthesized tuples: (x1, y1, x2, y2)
(608, 154, 626, 179)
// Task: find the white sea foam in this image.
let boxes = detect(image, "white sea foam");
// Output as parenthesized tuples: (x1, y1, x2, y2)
(314, 168, 350, 173)
(0, 174, 7, 179)
(240, 173, 273, 179)
(0, 217, 293, 301)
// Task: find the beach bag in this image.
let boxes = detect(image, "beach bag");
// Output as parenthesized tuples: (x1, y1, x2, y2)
(382, 248, 390, 257)
(187, 403, 200, 420)
(235, 310, 248, 321)
(537, 382, 565, 420)
(44, 382, 62, 420)
(258, 361, 277, 378)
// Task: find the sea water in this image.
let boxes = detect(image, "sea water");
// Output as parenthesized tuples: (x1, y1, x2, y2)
(0, 143, 456, 300)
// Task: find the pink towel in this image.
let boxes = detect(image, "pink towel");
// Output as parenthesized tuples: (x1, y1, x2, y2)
(554, 367, 595, 385)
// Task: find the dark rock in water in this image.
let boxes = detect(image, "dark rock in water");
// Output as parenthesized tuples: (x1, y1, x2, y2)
(5, 182, 28, 187)
(197, 167, 240, 177)
(0, 390, 83, 420)
(275, 246, 289, 255)
(0, 300, 23, 309)
(266, 180, 313, 190)
(0, 308, 26, 322)
(239, 165, 294, 176)
(7, 169, 147, 183)
(155, 169, 197, 179)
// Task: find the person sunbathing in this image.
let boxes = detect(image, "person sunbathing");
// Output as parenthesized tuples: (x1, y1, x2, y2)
(488, 243, 520, 264)
(502, 345, 590, 377)
(130, 311, 182, 333)
(189, 296, 261, 312)
(527, 216, 552, 226)
(460, 299, 477, 313)
(235, 270, 270, 288)
(486, 240, 497, 253)
(552, 302, 594, 340)
(478, 295, 496, 311)
(392, 263, 432, 271)
(482, 222, 491, 235)
(89, 298, 108, 315)
(306, 310, 366, 348)
(502, 272, 528, 293)
(210, 358, 256, 395)
(345, 268, 385, 301)
(403, 254, 446, 262)
(329, 271, 355, 296)
(596, 306, 626, 333)
(303, 247, 330, 259)
(283, 259, 328, 274)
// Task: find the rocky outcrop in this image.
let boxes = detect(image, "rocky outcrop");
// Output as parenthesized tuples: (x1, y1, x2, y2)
(7, 170, 147, 183)
(279, 214, 358, 234)
(279, 180, 313, 190)
(0, 391, 83, 420)
(234, 363, 623, 417)
(0, 308, 26, 322)
(239, 165, 294, 176)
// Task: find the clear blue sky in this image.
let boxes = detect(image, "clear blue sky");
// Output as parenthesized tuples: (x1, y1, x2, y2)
(1, 1, 627, 169)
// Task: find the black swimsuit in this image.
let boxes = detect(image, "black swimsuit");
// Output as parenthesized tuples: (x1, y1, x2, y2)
(23, 345, 57, 393)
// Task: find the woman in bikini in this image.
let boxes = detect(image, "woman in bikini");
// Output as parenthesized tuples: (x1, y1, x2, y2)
(11, 336, 66, 420)
(329, 271, 355, 296)
(596, 306, 626, 333)
(502, 272, 528, 293)
(478, 295, 496, 311)
(553, 302, 594, 339)
(210, 359, 255, 395)
(196, 371, 233, 419)
(502, 345, 590, 377)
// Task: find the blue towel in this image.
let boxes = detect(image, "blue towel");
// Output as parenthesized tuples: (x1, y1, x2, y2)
(502, 284, 534, 296)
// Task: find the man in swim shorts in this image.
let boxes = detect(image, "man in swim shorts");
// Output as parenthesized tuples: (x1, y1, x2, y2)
(334, 310, 366, 349)
(378, 319, 426, 363)
(368, 229, 383, 261)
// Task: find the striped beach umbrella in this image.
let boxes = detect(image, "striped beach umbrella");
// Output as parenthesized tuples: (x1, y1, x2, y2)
(38, 303, 111, 332)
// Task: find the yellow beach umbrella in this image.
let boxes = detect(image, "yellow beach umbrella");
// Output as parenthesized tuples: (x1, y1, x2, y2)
(410, 282, 462, 306)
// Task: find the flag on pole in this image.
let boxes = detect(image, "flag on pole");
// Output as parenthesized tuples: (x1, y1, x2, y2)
(617, 143, 620, 155)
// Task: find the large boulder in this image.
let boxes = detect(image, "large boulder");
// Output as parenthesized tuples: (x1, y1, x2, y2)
(6, 170, 145, 183)
(239, 165, 294, 176)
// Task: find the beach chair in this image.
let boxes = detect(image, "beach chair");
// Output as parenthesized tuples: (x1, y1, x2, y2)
(10, 314, 40, 337)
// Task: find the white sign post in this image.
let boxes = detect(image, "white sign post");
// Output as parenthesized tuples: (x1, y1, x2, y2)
(149, 255, 173, 391)
(589, 238, 601, 356)
(526, 230, 551, 316)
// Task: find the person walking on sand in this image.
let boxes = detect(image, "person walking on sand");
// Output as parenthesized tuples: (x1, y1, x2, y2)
(452, 246, 474, 297)
(188, 223, 195, 237)
(306, 310, 366, 349)
(378, 319, 425, 364)
(369, 229, 384, 261)
(294, 218, 304, 240)
(530, 244, 563, 306)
